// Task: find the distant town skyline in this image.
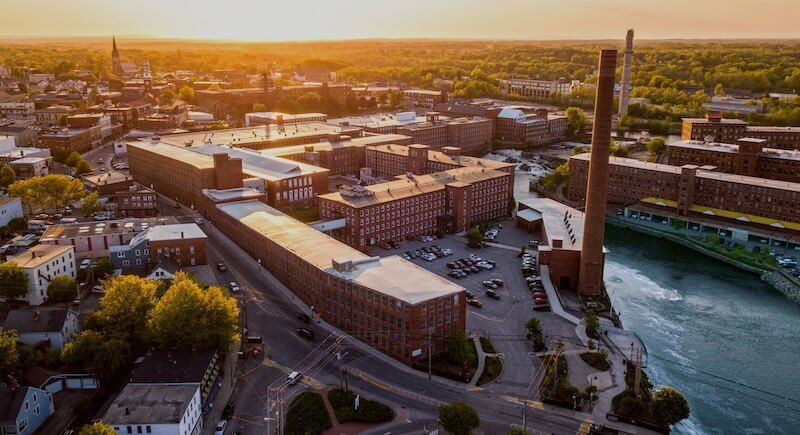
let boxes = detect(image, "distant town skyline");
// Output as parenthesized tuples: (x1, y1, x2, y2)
(4, 0, 800, 41)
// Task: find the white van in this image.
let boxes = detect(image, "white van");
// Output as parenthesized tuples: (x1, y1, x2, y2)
(27, 219, 46, 231)
(287, 371, 303, 385)
(60, 217, 78, 224)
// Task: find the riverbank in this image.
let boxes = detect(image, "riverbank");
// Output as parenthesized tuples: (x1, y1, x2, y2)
(606, 216, 800, 304)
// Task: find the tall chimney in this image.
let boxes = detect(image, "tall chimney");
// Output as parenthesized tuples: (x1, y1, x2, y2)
(579, 50, 617, 295)
(618, 29, 634, 116)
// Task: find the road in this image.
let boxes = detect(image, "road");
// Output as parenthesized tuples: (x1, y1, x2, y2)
(157, 195, 585, 434)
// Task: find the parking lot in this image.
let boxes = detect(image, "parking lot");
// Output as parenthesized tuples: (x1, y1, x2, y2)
(371, 227, 579, 395)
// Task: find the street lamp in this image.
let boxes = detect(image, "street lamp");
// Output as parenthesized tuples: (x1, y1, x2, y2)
(572, 393, 577, 410)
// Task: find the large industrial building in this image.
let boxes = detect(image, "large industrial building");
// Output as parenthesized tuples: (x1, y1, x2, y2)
(682, 114, 800, 150)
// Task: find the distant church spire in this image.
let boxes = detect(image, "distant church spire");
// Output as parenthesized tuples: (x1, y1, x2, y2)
(112, 36, 123, 77)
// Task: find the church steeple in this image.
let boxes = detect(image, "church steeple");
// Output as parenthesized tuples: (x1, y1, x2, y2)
(112, 36, 123, 77)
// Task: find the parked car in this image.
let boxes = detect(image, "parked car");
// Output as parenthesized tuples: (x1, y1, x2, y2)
(485, 289, 500, 299)
(91, 285, 105, 294)
(288, 371, 303, 385)
(490, 278, 504, 286)
(534, 297, 548, 306)
(447, 262, 458, 269)
(194, 217, 204, 225)
(469, 266, 480, 273)
(217, 262, 228, 272)
(467, 299, 483, 308)
(532, 291, 547, 299)
(482, 280, 498, 289)
(448, 271, 462, 278)
(173, 202, 180, 208)
(229, 282, 240, 293)
(441, 248, 453, 256)
(79, 259, 92, 270)
(214, 420, 227, 435)
(296, 328, 314, 341)
(296, 313, 311, 323)
(465, 290, 474, 299)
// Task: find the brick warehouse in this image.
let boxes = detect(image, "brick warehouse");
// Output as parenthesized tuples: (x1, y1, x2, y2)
(201, 189, 465, 364)
(568, 153, 800, 225)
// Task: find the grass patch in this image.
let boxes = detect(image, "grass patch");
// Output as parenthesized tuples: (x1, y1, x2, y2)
(414, 339, 478, 383)
(284, 392, 332, 435)
(579, 352, 611, 371)
(479, 337, 496, 354)
(285, 206, 320, 223)
(476, 355, 503, 386)
(327, 388, 394, 424)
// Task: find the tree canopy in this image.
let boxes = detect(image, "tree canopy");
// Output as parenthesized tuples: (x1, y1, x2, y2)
(0, 162, 15, 189)
(47, 275, 79, 304)
(78, 422, 116, 435)
(438, 401, 480, 435)
(0, 262, 29, 300)
(650, 386, 691, 427)
(8, 174, 85, 213)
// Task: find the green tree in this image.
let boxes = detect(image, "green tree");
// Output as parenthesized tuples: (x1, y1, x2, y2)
(609, 144, 630, 158)
(9, 174, 85, 213)
(81, 192, 104, 217)
(0, 329, 19, 376)
(565, 107, 588, 136)
(465, 226, 483, 248)
(75, 159, 92, 175)
(47, 275, 79, 304)
(584, 311, 599, 338)
(61, 330, 104, 369)
(444, 330, 472, 366)
(178, 85, 196, 103)
(78, 422, 116, 435)
(65, 151, 82, 167)
(646, 137, 667, 158)
(524, 317, 542, 334)
(714, 83, 725, 97)
(0, 262, 29, 300)
(438, 401, 480, 435)
(148, 272, 239, 351)
(650, 387, 691, 427)
(52, 148, 69, 164)
(0, 162, 15, 189)
(297, 92, 322, 111)
(159, 88, 176, 105)
(94, 256, 113, 279)
(94, 275, 158, 347)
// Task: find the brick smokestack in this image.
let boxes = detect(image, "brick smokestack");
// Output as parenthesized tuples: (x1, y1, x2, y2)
(578, 49, 617, 295)
(618, 29, 634, 116)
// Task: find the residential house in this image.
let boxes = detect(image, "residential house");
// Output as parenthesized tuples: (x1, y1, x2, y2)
(102, 384, 203, 435)
(0, 385, 54, 435)
(2, 308, 80, 350)
(1, 245, 76, 306)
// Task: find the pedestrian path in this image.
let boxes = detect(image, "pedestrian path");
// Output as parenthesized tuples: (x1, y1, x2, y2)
(469, 335, 488, 387)
(539, 265, 580, 325)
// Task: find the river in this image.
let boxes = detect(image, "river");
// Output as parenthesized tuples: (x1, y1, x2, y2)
(603, 225, 800, 434)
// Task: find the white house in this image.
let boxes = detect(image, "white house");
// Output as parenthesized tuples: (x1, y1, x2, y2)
(0, 197, 23, 227)
(2, 308, 80, 350)
(103, 384, 203, 435)
(2, 245, 76, 306)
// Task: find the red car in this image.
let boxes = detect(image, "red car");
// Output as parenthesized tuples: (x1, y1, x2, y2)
(532, 291, 547, 299)
(534, 297, 548, 306)
(468, 299, 483, 308)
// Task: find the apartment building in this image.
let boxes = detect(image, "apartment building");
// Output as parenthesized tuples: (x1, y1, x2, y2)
(505, 77, 576, 99)
(244, 112, 328, 126)
(39, 128, 93, 154)
(404, 89, 447, 111)
(495, 107, 568, 145)
(1, 245, 76, 306)
(0, 102, 35, 119)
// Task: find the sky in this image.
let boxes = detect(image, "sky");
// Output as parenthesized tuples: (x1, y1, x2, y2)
(4, 0, 800, 41)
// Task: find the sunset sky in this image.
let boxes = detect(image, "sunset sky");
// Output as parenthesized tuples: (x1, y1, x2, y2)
(5, 0, 799, 40)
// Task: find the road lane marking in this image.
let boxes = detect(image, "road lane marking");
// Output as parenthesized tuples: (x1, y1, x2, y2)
(502, 395, 545, 410)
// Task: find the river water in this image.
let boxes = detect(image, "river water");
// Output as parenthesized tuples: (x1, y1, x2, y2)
(603, 225, 800, 434)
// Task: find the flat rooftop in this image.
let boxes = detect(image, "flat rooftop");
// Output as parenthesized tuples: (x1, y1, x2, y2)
(669, 139, 800, 161)
(259, 134, 412, 158)
(683, 117, 748, 125)
(320, 166, 509, 208)
(40, 217, 179, 242)
(215, 199, 463, 305)
(144, 223, 206, 242)
(746, 125, 800, 132)
(6, 244, 73, 268)
(519, 198, 584, 250)
(159, 123, 353, 148)
(370, 143, 515, 171)
(103, 384, 197, 425)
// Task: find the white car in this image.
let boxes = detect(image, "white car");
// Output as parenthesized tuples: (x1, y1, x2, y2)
(194, 217, 204, 225)
(229, 282, 240, 292)
(79, 259, 92, 270)
(423, 253, 436, 262)
(442, 248, 453, 256)
(214, 420, 227, 435)
(91, 285, 105, 294)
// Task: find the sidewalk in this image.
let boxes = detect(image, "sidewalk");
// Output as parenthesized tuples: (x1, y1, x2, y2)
(469, 335, 488, 387)
(202, 342, 240, 434)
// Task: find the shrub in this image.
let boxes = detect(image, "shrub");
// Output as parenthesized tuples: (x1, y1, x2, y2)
(479, 337, 496, 354)
(284, 392, 332, 435)
(579, 352, 611, 371)
(327, 389, 394, 424)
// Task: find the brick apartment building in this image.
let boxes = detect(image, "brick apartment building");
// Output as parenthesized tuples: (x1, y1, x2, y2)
(396, 112, 494, 153)
(40, 128, 93, 154)
(682, 114, 800, 150)
(202, 192, 465, 364)
(319, 166, 511, 250)
(505, 77, 576, 99)
(156, 123, 362, 151)
(568, 153, 800, 225)
(244, 112, 328, 127)
(113, 186, 159, 218)
(668, 138, 800, 183)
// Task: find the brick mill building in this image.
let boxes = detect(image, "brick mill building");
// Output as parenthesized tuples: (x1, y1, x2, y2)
(668, 138, 800, 183)
(682, 114, 800, 150)
(201, 189, 466, 364)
